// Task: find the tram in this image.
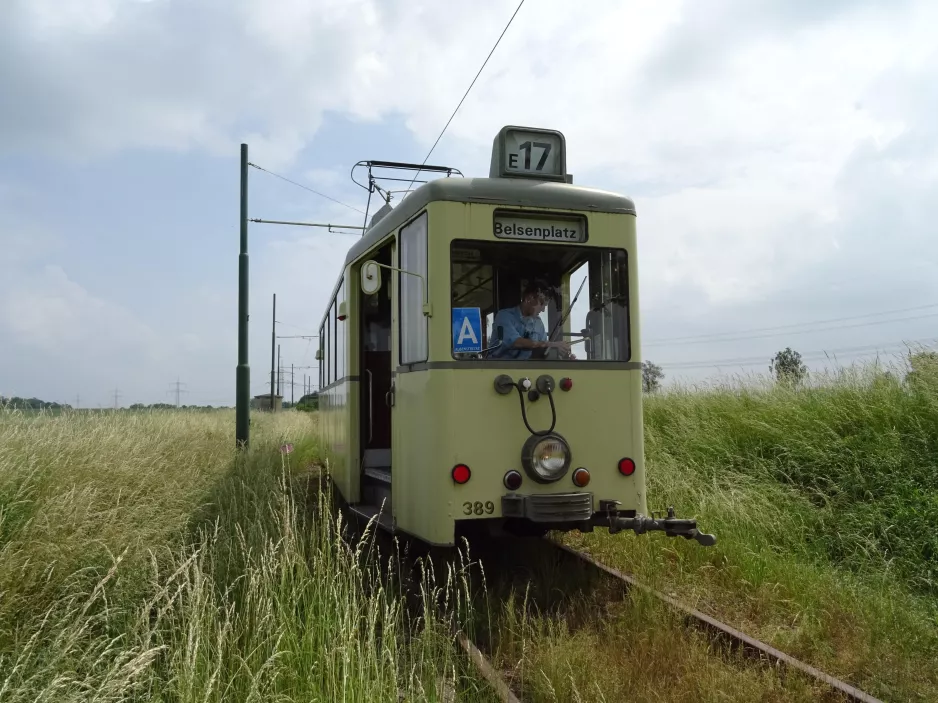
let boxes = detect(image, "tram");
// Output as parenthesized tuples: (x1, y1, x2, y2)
(315, 125, 714, 548)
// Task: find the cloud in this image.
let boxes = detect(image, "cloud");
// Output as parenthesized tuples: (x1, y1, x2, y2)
(0, 187, 230, 405)
(0, 183, 155, 360)
(2, 0, 922, 190)
(635, 0, 911, 93)
(0, 208, 63, 267)
(3, 0, 938, 402)
(641, 104, 938, 379)
(1, 264, 160, 357)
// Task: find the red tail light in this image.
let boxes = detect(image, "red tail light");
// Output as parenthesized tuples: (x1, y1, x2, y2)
(452, 464, 471, 484)
(618, 458, 636, 476)
(572, 467, 590, 487)
(559, 377, 573, 391)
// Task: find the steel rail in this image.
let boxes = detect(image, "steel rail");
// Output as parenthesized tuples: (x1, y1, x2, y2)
(455, 630, 521, 703)
(551, 541, 884, 703)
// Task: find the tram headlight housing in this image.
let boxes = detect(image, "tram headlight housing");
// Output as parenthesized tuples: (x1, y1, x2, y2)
(521, 433, 571, 483)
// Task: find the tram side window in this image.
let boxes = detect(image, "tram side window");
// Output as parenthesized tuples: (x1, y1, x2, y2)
(330, 298, 338, 382)
(450, 240, 630, 362)
(319, 323, 324, 389)
(335, 279, 346, 381)
(325, 306, 332, 386)
(400, 212, 428, 365)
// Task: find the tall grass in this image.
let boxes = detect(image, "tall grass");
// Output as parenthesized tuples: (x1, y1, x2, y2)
(557, 360, 938, 701)
(467, 537, 832, 702)
(0, 409, 488, 702)
(2, 358, 936, 701)
(651, 361, 938, 594)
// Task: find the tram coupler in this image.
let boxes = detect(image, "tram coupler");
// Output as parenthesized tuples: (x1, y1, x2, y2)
(600, 501, 717, 546)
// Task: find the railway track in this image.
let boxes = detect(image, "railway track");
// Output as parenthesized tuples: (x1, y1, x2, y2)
(455, 629, 522, 703)
(342, 501, 884, 702)
(447, 538, 885, 703)
(548, 541, 884, 703)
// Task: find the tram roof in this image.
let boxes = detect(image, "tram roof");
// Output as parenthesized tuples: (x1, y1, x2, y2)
(344, 176, 636, 267)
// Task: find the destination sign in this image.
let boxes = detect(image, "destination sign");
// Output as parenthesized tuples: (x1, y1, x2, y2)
(493, 214, 585, 243)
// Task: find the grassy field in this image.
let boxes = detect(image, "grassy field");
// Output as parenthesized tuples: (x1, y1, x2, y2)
(0, 408, 490, 702)
(549, 362, 938, 701)
(2, 360, 935, 701)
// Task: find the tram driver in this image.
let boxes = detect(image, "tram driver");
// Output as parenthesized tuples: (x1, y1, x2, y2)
(488, 281, 575, 360)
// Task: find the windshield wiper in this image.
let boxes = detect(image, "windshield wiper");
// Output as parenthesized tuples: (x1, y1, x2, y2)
(548, 276, 587, 342)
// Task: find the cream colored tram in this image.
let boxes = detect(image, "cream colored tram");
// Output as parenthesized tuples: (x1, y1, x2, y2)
(316, 125, 714, 548)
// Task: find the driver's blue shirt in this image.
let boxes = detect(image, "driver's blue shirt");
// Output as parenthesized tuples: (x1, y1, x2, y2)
(489, 305, 546, 359)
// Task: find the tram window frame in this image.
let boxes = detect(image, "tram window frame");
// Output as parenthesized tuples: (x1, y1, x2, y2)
(335, 277, 346, 381)
(319, 322, 325, 389)
(329, 298, 339, 383)
(449, 239, 631, 363)
(399, 211, 429, 365)
(326, 300, 333, 386)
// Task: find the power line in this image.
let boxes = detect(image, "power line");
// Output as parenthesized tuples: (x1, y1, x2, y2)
(645, 302, 938, 346)
(664, 338, 934, 368)
(404, 0, 526, 193)
(647, 311, 938, 347)
(646, 312, 938, 347)
(248, 162, 365, 214)
(659, 337, 938, 370)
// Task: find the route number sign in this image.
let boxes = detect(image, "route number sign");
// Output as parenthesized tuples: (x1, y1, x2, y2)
(490, 126, 568, 182)
(504, 129, 562, 176)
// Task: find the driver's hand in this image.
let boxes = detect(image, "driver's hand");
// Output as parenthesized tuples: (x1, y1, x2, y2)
(550, 341, 573, 356)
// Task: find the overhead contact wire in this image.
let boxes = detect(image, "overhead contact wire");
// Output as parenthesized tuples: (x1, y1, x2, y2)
(404, 0, 526, 194)
(248, 162, 365, 214)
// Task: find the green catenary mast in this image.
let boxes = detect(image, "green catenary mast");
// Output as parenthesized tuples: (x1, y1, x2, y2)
(236, 143, 250, 447)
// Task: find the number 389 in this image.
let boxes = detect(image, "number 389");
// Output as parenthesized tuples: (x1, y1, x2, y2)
(463, 501, 495, 516)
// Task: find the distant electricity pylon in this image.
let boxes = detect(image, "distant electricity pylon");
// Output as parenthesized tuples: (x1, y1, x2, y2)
(168, 378, 189, 408)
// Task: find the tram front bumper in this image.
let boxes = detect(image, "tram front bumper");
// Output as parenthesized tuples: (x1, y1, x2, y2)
(501, 492, 593, 522)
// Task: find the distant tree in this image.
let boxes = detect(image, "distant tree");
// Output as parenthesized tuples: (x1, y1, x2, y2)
(0, 396, 70, 411)
(905, 350, 938, 390)
(642, 361, 665, 393)
(296, 392, 320, 412)
(770, 347, 808, 387)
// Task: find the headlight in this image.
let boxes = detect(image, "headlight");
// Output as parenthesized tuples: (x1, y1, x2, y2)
(521, 433, 571, 483)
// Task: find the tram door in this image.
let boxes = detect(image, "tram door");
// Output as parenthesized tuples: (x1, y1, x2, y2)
(358, 241, 394, 515)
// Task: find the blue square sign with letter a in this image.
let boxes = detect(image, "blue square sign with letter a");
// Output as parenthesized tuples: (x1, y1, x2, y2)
(452, 307, 483, 354)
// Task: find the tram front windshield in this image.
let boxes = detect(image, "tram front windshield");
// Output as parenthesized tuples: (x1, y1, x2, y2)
(450, 240, 630, 362)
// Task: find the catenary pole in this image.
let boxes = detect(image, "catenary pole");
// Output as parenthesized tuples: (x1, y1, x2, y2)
(236, 143, 250, 448)
(270, 293, 276, 411)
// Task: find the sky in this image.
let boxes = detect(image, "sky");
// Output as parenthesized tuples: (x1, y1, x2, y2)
(2, 0, 937, 408)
